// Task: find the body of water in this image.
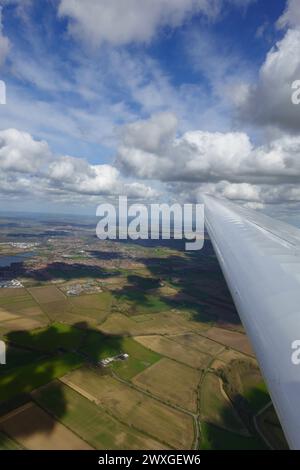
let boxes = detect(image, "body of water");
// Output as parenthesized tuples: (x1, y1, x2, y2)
(0, 252, 34, 268)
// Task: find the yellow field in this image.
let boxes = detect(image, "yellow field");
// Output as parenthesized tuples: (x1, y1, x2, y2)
(18, 306, 45, 317)
(62, 369, 194, 449)
(133, 358, 200, 412)
(204, 327, 254, 356)
(28, 286, 66, 304)
(149, 285, 179, 297)
(100, 310, 208, 337)
(0, 288, 28, 298)
(99, 313, 141, 335)
(70, 293, 112, 313)
(0, 308, 20, 322)
(170, 333, 225, 356)
(135, 335, 212, 369)
(39, 293, 111, 325)
(0, 317, 46, 332)
(0, 402, 92, 450)
(211, 349, 252, 370)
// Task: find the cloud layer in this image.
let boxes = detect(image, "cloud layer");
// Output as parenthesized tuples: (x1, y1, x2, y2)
(117, 113, 300, 183)
(0, 129, 158, 204)
(117, 112, 300, 205)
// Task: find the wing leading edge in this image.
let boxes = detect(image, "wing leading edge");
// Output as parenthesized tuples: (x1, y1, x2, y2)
(203, 195, 300, 449)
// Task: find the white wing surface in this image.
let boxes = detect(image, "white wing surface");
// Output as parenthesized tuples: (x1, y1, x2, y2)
(203, 195, 300, 449)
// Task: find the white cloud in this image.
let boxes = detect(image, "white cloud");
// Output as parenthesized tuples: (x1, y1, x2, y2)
(277, 0, 300, 30)
(117, 112, 300, 206)
(0, 128, 51, 173)
(58, 0, 215, 46)
(58, 0, 255, 46)
(49, 157, 120, 195)
(237, 0, 300, 132)
(121, 112, 178, 153)
(0, 14, 237, 156)
(0, 128, 157, 203)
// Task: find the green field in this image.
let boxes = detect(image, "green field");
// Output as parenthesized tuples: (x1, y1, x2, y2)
(0, 353, 83, 401)
(81, 331, 161, 380)
(243, 382, 270, 414)
(0, 346, 43, 373)
(114, 291, 170, 315)
(221, 360, 271, 415)
(112, 338, 161, 380)
(6, 323, 85, 353)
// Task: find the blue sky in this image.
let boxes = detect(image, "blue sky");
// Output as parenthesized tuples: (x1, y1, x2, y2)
(0, 0, 299, 218)
(0, 0, 286, 158)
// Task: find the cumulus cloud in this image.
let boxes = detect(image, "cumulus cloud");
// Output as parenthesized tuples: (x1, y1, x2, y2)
(117, 112, 300, 184)
(116, 112, 300, 206)
(0, 129, 51, 173)
(277, 0, 300, 30)
(237, 0, 300, 132)
(121, 112, 178, 153)
(0, 128, 157, 203)
(58, 0, 255, 46)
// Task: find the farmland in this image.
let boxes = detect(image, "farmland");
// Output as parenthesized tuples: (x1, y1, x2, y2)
(201, 372, 247, 435)
(0, 214, 286, 449)
(0, 402, 92, 450)
(133, 358, 200, 412)
(34, 381, 169, 450)
(0, 353, 83, 401)
(135, 335, 212, 369)
(200, 422, 267, 450)
(60, 370, 194, 449)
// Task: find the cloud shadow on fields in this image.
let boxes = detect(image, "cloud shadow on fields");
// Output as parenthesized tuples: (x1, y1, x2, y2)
(110, 237, 241, 326)
(0, 322, 122, 447)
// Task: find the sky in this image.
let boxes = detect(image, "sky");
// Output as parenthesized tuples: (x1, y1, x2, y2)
(0, 0, 299, 222)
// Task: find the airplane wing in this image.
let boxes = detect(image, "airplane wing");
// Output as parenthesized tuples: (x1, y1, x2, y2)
(203, 195, 300, 449)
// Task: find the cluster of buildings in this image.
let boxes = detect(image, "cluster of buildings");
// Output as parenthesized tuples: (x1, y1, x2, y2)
(65, 282, 103, 296)
(99, 353, 129, 367)
(4, 242, 39, 249)
(0, 279, 24, 288)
